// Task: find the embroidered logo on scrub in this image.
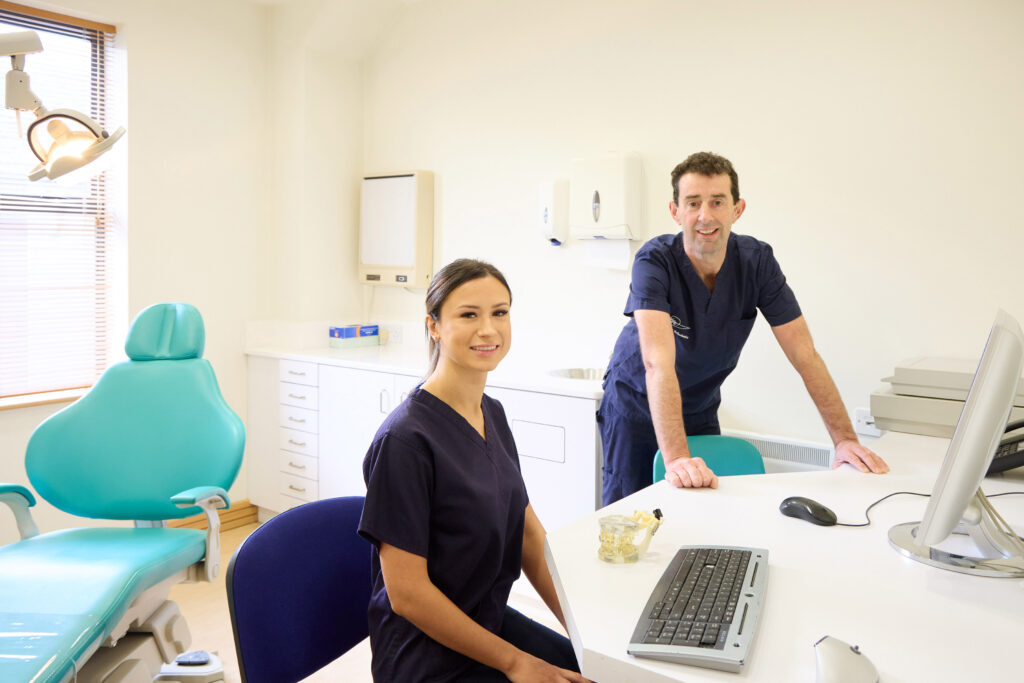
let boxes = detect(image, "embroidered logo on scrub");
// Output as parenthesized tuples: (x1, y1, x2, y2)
(670, 316, 690, 340)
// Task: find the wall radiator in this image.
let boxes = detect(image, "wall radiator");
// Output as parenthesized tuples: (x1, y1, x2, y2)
(722, 429, 833, 472)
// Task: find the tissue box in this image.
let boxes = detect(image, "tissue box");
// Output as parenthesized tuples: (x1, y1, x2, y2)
(330, 324, 379, 339)
(329, 324, 381, 348)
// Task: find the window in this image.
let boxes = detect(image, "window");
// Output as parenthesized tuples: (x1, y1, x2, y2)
(0, 3, 122, 405)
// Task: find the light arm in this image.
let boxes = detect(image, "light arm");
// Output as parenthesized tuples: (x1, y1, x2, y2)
(635, 310, 718, 488)
(379, 542, 586, 682)
(521, 504, 566, 631)
(2, 31, 43, 112)
(770, 316, 889, 473)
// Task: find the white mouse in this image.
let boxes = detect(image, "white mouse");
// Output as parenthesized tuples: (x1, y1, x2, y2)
(814, 635, 879, 683)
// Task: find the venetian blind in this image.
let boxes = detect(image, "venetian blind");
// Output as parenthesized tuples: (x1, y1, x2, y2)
(0, 3, 120, 401)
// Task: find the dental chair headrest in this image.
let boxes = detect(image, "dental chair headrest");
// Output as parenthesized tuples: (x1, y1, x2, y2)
(125, 303, 206, 360)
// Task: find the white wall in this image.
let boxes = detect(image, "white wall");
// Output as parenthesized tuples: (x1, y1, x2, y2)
(0, 0, 271, 544)
(266, 0, 366, 322)
(358, 0, 1024, 443)
(4, 0, 1023, 542)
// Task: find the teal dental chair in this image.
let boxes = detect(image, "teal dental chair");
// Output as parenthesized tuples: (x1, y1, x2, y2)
(0, 303, 244, 683)
(653, 435, 766, 482)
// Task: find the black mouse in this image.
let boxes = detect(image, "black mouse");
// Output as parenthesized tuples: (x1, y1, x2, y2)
(779, 496, 837, 526)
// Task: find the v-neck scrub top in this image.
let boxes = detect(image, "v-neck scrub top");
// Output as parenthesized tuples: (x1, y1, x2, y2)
(604, 232, 803, 423)
(358, 388, 529, 683)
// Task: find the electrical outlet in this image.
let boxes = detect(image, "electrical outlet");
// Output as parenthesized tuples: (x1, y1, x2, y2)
(854, 407, 883, 438)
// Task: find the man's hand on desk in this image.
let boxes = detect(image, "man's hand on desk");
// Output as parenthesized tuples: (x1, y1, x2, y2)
(832, 439, 890, 474)
(664, 455, 720, 489)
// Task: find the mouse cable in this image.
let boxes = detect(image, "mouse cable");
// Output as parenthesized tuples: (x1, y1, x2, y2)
(835, 490, 1024, 528)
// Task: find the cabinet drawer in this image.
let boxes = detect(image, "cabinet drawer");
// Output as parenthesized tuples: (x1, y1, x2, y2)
(279, 451, 318, 481)
(279, 427, 318, 457)
(279, 382, 319, 410)
(280, 472, 317, 502)
(279, 360, 317, 386)
(511, 419, 566, 463)
(279, 405, 318, 433)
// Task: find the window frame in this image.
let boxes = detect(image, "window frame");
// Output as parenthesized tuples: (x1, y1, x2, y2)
(0, 2, 122, 410)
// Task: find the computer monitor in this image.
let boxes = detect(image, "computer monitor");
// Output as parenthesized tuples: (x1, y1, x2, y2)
(889, 309, 1024, 578)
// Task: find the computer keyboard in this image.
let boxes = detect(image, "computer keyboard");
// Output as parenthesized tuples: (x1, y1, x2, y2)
(627, 545, 768, 673)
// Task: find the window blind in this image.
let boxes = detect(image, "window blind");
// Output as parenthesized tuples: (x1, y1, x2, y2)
(0, 5, 121, 401)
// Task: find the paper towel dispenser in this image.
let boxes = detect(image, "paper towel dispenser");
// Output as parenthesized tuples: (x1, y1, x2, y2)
(359, 171, 434, 287)
(569, 152, 643, 240)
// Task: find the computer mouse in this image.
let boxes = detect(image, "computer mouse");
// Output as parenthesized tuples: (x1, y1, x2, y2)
(779, 496, 837, 526)
(814, 635, 879, 683)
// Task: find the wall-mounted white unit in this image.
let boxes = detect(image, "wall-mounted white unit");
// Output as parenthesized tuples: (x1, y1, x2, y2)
(539, 180, 568, 246)
(359, 171, 434, 287)
(569, 152, 643, 240)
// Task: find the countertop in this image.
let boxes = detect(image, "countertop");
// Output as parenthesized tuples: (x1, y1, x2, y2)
(246, 343, 605, 400)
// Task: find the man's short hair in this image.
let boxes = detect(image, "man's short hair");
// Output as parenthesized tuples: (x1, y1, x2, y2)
(671, 152, 740, 204)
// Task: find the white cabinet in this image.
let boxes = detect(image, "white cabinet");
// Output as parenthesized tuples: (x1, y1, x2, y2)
(485, 386, 601, 533)
(317, 365, 421, 500)
(246, 357, 322, 513)
(246, 352, 602, 534)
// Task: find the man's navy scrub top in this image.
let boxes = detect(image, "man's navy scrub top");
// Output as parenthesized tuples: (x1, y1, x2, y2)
(359, 388, 529, 683)
(603, 232, 803, 425)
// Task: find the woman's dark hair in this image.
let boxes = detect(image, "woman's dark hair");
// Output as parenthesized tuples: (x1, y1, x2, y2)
(425, 258, 512, 375)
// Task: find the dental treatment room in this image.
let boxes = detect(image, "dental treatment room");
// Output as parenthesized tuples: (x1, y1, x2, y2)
(2, 1, 1024, 682)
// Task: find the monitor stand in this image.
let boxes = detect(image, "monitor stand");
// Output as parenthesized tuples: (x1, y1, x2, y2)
(889, 490, 1024, 578)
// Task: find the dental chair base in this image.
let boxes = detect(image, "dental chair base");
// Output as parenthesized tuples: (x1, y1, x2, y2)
(78, 631, 224, 683)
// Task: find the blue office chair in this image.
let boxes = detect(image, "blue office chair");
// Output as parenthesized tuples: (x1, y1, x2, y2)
(227, 496, 372, 683)
(0, 302, 244, 683)
(653, 435, 766, 482)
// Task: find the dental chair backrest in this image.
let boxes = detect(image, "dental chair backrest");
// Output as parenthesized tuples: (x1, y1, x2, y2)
(25, 302, 244, 521)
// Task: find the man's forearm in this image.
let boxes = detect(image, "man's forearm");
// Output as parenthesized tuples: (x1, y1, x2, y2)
(796, 350, 858, 445)
(646, 363, 691, 462)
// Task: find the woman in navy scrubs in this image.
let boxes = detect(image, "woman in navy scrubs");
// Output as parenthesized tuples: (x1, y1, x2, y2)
(359, 259, 587, 683)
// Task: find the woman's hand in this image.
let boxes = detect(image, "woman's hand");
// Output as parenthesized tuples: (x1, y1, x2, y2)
(505, 652, 591, 682)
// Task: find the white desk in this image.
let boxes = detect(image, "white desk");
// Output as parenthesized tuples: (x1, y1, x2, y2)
(544, 432, 1024, 682)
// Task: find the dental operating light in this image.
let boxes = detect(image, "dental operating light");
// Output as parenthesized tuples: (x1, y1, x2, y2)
(1, 29, 124, 181)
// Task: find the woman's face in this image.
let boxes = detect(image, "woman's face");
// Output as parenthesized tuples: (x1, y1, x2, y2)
(428, 275, 511, 375)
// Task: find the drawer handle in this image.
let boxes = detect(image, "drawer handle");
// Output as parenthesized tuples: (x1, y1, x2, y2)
(288, 417, 307, 423)
(288, 462, 306, 470)
(288, 370, 307, 376)
(288, 394, 307, 400)
(288, 439, 307, 447)
(288, 485, 306, 493)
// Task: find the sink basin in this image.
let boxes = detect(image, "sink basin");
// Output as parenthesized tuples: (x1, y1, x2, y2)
(548, 367, 605, 380)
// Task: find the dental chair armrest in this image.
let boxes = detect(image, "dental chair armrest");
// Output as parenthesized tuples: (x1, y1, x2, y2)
(171, 486, 231, 510)
(171, 487, 230, 583)
(0, 484, 40, 540)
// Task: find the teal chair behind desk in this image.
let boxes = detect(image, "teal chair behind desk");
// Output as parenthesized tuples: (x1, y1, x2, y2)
(0, 302, 244, 683)
(653, 435, 766, 482)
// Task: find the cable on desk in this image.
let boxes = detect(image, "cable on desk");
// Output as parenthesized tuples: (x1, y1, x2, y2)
(836, 491, 1024, 528)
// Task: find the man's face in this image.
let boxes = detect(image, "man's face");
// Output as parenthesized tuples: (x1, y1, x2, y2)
(669, 173, 745, 262)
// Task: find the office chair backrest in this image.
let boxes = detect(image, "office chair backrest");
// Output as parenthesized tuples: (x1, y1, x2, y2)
(654, 435, 766, 482)
(25, 302, 244, 520)
(227, 496, 372, 683)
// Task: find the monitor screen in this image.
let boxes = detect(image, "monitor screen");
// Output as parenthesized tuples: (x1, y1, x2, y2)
(889, 310, 1024, 577)
(917, 310, 1024, 546)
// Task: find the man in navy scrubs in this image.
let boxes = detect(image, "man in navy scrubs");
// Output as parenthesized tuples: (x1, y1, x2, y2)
(599, 151, 889, 505)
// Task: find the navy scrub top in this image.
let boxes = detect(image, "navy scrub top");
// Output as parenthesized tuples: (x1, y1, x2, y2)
(604, 232, 802, 424)
(358, 387, 529, 683)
